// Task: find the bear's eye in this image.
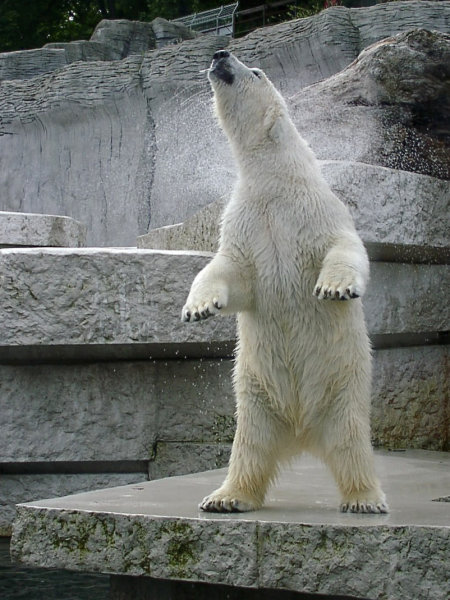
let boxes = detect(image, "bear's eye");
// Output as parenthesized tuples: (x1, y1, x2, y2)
(252, 69, 261, 79)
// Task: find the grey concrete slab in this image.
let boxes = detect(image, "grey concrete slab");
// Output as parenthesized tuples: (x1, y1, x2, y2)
(0, 248, 447, 362)
(0, 210, 86, 248)
(11, 451, 450, 599)
(0, 472, 147, 537)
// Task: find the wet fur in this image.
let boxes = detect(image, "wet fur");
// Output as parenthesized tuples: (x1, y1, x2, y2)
(182, 53, 388, 514)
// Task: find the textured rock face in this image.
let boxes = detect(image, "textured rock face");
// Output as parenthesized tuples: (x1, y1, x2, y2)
(0, 211, 86, 247)
(0, 359, 234, 463)
(372, 346, 450, 451)
(0, 2, 448, 245)
(1, 347, 447, 467)
(292, 28, 450, 180)
(0, 48, 67, 81)
(0, 357, 234, 535)
(0, 248, 235, 358)
(0, 18, 197, 82)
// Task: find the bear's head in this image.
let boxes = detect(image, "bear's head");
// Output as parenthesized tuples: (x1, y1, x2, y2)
(207, 51, 295, 154)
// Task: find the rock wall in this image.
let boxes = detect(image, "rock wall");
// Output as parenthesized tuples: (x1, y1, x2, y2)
(0, 247, 448, 534)
(0, 2, 448, 245)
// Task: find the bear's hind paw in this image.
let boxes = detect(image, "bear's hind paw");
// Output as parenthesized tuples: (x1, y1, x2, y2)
(340, 493, 389, 514)
(199, 490, 260, 513)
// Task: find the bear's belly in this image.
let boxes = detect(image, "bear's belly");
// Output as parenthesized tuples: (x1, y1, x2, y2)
(236, 296, 370, 425)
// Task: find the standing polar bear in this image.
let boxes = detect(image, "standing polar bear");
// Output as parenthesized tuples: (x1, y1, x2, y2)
(182, 50, 388, 514)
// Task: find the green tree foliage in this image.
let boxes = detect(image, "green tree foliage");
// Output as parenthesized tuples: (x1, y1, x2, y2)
(0, 0, 219, 52)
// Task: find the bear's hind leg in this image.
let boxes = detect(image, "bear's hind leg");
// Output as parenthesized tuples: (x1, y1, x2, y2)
(323, 425, 388, 514)
(200, 382, 290, 513)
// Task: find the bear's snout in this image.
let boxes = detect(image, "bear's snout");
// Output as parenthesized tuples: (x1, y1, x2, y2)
(213, 50, 230, 61)
(209, 50, 234, 85)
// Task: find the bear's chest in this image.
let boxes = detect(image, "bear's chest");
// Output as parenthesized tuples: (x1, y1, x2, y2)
(225, 200, 323, 309)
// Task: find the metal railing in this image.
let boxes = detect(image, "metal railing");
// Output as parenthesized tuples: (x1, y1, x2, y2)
(172, 3, 239, 37)
(234, 1, 297, 38)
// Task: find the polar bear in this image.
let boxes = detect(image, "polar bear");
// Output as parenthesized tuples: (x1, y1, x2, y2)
(182, 50, 388, 514)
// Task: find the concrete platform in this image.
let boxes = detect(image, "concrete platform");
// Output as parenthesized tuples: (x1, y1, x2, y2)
(11, 450, 450, 600)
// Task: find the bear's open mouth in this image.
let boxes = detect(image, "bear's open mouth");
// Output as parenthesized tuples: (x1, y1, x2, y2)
(210, 59, 234, 85)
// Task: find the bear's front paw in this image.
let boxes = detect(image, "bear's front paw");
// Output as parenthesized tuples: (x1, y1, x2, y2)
(181, 290, 227, 322)
(199, 488, 261, 513)
(314, 274, 363, 301)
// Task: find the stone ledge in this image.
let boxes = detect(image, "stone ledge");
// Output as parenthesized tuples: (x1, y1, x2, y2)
(0, 211, 86, 248)
(0, 248, 235, 359)
(0, 48, 67, 81)
(0, 472, 146, 537)
(0, 346, 448, 467)
(0, 359, 235, 462)
(0, 248, 448, 361)
(11, 451, 450, 600)
(138, 163, 450, 253)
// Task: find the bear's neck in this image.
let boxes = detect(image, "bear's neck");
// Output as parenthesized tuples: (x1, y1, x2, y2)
(229, 135, 319, 184)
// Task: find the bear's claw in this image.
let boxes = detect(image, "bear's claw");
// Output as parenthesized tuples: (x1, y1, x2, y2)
(314, 283, 360, 301)
(181, 298, 222, 322)
(340, 494, 389, 514)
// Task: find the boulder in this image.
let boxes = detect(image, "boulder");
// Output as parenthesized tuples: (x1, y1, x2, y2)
(292, 29, 450, 180)
(89, 17, 198, 55)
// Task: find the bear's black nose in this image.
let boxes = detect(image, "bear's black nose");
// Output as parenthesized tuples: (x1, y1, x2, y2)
(213, 50, 230, 61)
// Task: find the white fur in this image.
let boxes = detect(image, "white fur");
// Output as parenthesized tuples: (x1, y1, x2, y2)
(182, 53, 388, 514)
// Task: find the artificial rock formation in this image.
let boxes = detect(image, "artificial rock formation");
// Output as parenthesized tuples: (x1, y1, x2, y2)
(0, 2, 449, 245)
(1, 1, 449, 537)
(0, 18, 197, 81)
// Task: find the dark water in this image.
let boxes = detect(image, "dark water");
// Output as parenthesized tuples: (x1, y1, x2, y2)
(0, 538, 109, 600)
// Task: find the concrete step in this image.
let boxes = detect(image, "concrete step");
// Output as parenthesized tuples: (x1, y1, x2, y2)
(1, 347, 448, 465)
(0, 248, 448, 362)
(1, 345, 448, 535)
(11, 450, 450, 600)
(0, 210, 86, 248)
